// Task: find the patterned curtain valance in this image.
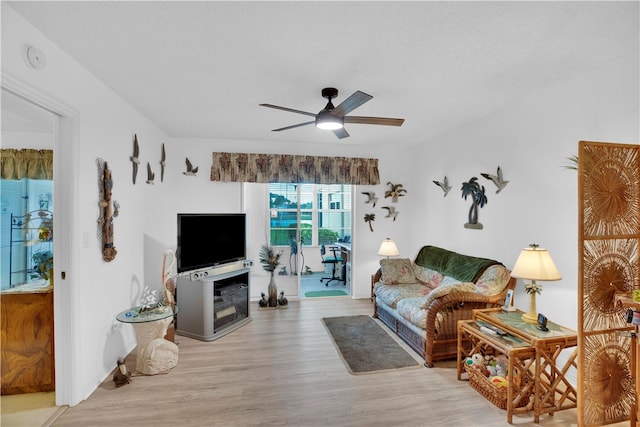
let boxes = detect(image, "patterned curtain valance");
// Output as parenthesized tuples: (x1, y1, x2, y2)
(210, 152, 380, 185)
(0, 149, 53, 180)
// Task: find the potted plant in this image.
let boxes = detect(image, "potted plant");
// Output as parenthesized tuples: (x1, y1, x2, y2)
(259, 245, 281, 307)
(32, 250, 53, 282)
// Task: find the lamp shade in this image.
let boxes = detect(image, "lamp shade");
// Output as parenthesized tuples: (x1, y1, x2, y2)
(378, 238, 400, 257)
(511, 245, 562, 281)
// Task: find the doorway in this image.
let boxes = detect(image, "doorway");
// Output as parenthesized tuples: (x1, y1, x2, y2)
(1, 88, 56, 396)
(268, 183, 352, 298)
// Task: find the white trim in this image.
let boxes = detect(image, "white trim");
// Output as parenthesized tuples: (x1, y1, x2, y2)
(2, 72, 80, 406)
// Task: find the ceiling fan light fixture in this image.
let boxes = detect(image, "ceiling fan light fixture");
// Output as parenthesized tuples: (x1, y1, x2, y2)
(315, 110, 344, 130)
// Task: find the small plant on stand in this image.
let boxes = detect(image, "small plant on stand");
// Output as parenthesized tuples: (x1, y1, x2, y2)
(31, 250, 53, 282)
(259, 245, 281, 308)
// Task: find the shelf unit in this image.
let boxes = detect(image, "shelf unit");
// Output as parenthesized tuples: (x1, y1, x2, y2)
(175, 263, 251, 341)
(8, 210, 53, 288)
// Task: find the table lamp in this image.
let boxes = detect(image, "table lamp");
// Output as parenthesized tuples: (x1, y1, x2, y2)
(378, 238, 400, 258)
(510, 244, 562, 323)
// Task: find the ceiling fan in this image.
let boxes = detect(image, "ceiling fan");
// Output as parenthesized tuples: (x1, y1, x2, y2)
(259, 87, 404, 139)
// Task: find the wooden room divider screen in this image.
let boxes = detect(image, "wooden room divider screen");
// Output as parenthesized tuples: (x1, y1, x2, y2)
(578, 141, 640, 426)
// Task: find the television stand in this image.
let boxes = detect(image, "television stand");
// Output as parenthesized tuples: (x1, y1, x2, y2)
(176, 263, 251, 341)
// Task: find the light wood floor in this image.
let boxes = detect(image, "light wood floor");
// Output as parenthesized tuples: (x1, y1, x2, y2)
(48, 298, 606, 426)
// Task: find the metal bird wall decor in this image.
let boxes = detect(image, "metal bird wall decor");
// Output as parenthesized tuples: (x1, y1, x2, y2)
(433, 176, 452, 196)
(481, 166, 509, 194)
(130, 134, 140, 185)
(160, 143, 166, 182)
(382, 206, 399, 221)
(183, 158, 198, 176)
(146, 162, 155, 185)
(361, 191, 379, 207)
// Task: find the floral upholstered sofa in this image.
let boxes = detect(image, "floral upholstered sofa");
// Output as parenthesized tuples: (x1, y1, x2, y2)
(372, 245, 515, 367)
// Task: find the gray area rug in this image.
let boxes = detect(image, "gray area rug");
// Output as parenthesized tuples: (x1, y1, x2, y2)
(322, 315, 421, 375)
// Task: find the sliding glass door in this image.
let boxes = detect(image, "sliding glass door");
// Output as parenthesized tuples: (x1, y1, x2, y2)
(268, 183, 352, 296)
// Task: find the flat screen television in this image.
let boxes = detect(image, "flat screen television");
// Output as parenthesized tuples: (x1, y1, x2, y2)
(177, 213, 246, 273)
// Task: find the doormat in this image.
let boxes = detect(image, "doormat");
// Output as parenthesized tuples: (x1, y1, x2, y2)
(304, 290, 348, 298)
(321, 315, 421, 375)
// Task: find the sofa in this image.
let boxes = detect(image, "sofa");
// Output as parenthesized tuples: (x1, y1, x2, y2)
(372, 245, 515, 367)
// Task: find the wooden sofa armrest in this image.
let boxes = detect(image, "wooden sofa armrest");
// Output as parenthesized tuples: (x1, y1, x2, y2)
(426, 276, 516, 314)
(422, 276, 516, 367)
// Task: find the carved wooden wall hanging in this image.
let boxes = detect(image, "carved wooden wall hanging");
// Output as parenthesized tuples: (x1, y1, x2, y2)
(578, 141, 640, 426)
(97, 158, 118, 262)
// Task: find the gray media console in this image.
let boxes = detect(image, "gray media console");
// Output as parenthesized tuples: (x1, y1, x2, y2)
(175, 263, 251, 341)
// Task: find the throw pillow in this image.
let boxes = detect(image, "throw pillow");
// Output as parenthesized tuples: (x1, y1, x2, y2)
(380, 258, 417, 285)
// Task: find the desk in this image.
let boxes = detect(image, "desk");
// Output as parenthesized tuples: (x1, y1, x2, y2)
(334, 242, 351, 286)
(116, 305, 179, 375)
(457, 308, 577, 423)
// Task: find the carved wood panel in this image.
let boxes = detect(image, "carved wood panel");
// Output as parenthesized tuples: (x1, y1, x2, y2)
(578, 141, 640, 426)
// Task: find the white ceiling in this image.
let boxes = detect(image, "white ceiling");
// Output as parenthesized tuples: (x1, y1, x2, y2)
(6, 1, 638, 147)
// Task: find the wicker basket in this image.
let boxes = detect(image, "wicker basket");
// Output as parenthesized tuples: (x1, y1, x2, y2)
(464, 365, 529, 410)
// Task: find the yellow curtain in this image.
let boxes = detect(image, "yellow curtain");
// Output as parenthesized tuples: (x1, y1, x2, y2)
(0, 149, 53, 180)
(211, 152, 380, 185)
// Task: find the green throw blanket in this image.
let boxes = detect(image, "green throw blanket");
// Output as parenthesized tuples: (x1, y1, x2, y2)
(413, 245, 501, 283)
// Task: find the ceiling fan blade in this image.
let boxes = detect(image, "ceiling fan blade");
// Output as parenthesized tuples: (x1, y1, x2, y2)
(272, 121, 315, 132)
(331, 91, 373, 117)
(259, 103, 316, 118)
(344, 116, 405, 126)
(332, 128, 350, 139)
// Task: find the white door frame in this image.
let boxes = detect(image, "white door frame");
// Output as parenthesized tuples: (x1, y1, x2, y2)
(2, 73, 79, 406)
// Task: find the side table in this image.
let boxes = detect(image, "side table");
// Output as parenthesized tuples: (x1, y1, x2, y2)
(116, 305, 179, 375)
(458, 308, 578, 423)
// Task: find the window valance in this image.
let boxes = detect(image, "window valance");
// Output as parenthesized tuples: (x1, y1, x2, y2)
(211, 152, 380, 185)
(0, 149, 53, 180)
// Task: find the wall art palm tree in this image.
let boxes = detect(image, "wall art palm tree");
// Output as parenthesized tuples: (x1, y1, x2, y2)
(461, 176, 488, 229)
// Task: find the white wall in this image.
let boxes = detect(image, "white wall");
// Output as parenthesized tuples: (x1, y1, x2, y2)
(2, 4, 168, 404)
(409, 55, 639, 330)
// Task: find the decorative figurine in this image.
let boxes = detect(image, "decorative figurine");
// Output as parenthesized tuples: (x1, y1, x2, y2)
(258, 293, 268, 307)
(113, 357, 131, 387)
(183, 157, 199, 176)
(364, 213, 376, 232)
(481, 166, 509, 194)
(384, 182, 407, 202)
(278, 291, 288, 307)
(461, 176, 487, 230)
(382, 206, 399, 221)
(361, 191, 379, 207)
(433, 176, 452, 197)
(130, 134, 140, 185)
(146, 162, 155, 185)
(97, 159, 117, 262)
(160, 143, 166, 182)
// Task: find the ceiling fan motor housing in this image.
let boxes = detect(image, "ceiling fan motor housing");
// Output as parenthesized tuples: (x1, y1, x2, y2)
(321, 87, 339, 100)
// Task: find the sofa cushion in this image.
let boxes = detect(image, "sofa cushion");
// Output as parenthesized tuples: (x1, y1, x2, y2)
(413, 245, 501, 283)
(474, 264, 511, 296)
(396, 297, 445, 332)
(413, 265, 443, 289)
(380, 258, 417, 284)
(374, 282, 430, 308)
(396, 297, 429, 329)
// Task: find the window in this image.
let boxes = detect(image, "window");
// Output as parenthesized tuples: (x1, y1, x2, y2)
(269, 183, 351, 247)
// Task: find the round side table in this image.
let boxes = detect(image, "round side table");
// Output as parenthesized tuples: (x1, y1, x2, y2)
(116, 305, 179, 375)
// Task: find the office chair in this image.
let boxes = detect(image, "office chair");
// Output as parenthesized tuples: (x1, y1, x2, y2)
(320, 244, 345, 286)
